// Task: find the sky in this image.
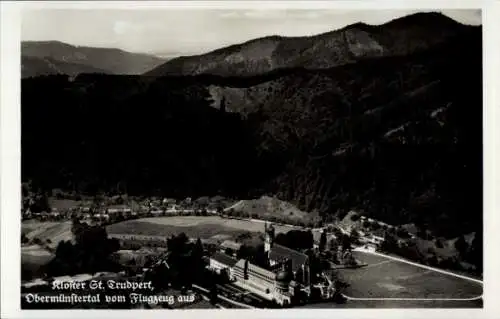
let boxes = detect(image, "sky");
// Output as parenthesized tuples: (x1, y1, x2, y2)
(21, 8, 481, 57)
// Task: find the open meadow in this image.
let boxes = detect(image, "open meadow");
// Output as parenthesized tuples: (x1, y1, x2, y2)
(299, 250, 482, 308)
(332, 251, 483, 307)
(107, 216, 301, 242)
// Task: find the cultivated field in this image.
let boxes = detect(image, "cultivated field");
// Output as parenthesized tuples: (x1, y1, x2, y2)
(107, 216, 301, 242)
(22, 221, 73, 248)
(22, 244, 53, 266)
(334, 251, 482, 306)
(299, 250, 482, 308)
(145, 216, 300, 233)
(21, 221, 73, 280)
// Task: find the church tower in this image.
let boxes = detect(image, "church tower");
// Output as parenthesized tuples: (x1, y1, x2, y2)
(220, 96, 226, 113)
(264, 222, 275, 253)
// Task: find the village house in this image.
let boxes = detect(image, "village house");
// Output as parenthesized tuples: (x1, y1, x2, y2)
(208, 252, 238, 279)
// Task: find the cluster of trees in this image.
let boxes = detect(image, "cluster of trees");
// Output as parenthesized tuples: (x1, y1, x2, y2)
(22, 74, 260, 199)
(318, 228, 360, 267)
(319, 230, 353, 252)
(21, 233, 30, 244)
(380, 231, 482, 275)
(144, 233, 206, 291)
(454, 232, 483, 273)
(44, 220, 121, 277)
(274, 230, 314, 251)
(22, 182, 51, 214)
(327, 227, 356, 251)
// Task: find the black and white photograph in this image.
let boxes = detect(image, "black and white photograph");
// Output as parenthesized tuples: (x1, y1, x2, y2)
(1, 0, 499, 317)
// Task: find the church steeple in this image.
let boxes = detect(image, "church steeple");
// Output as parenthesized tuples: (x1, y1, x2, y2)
(264, 223, 275, 253)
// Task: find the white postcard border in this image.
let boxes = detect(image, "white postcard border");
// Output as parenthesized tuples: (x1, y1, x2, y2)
(2, 1, 499, 318)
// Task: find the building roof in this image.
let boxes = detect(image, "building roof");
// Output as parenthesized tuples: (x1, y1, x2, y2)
(220, 240, 242, 251)
(372, 229, 386, 238)
(401, 223, 418, 235)
(234, 259, 276, 279)
(276, 269, 293, 282)
(202, 237, 221, 245)
(108, 233, 168, 242)
(210, 252, 238, 267)
(269, 244, 309, 273)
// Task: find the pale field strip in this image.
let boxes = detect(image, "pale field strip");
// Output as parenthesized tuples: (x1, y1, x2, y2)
(397, 270, 432, 281)
(223, 200, 244, 212)
(363, 260, 393, 269)
(342, 295, 482, 301)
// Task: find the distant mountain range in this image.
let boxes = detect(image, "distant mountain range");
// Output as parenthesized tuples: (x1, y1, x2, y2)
(21, 55, 107, 78)
(21, 12, 482, 240)
(146, 12, 472, 77)
(21, 41, 166, 78)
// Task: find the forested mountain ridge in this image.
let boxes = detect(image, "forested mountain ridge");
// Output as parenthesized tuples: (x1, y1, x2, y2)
(21, 14, 482, 240)
(22, 41, 166, 78)
(21, 55, 108, 78)
(146, 12, 473, 77)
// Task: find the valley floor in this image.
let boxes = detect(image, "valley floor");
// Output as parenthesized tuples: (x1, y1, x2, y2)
(300, 250, 483, 308)
(21, 212, 483, 309)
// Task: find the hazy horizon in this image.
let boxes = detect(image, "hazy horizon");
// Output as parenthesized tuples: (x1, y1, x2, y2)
(22, 9, 481, 58)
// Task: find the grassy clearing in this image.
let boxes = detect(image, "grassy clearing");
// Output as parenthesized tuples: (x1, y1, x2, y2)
(143, 216, 299, 233)
(338, 251, 483, 299)
(21, 251, 53, 267)
(230, 196, 312, 221)
(107, 219, 252, 240)
(107, 216, 300, 242)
